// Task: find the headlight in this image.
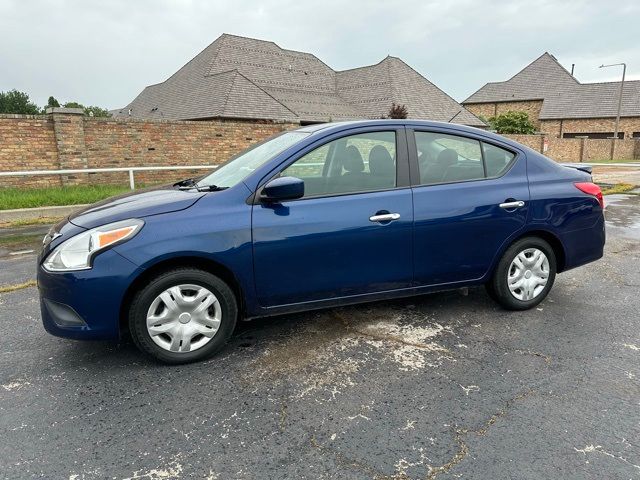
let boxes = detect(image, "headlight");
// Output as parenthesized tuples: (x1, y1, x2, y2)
(43, 219, 144, 272)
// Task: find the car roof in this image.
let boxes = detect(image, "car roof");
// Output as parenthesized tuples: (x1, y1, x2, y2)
(295, 119, 522, 151)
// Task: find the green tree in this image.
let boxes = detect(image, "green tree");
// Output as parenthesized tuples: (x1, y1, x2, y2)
(84, 105, 111, 117)
(487, 111, 536, 134)
(0, 89, 42, 114)
(63, 101, 111, 117)
(46, 96, 60, 108)
(63, 101, 84, 109)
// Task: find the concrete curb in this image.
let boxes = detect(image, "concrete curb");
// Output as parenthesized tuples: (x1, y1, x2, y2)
(0, 204, 88, 223)
(591, 163, 640, 168)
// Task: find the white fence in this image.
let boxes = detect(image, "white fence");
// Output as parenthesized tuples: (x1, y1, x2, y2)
(0, 165, 218, 189)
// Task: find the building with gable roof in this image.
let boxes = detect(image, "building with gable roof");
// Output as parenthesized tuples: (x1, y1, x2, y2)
(463, 52, 640, 139)
(113, 34, 484, 127)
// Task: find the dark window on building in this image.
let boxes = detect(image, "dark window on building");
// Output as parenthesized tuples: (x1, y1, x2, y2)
(563, 132, 624, 139)
(633, 132, 640, 138)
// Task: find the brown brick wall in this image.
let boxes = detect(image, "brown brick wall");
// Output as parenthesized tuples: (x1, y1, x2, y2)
(539, 120, 561, 136)
(83, 117, 296, 185)
(546, 136, 583, 161)
(1, 111, 638, 192)
(463, 102, 497, 120)
(0, 111, 297, 189)
(585, 140, 612, 162)
(0, 114, 61, 187)
(500, 134, 542, 151)
(503, 133, 639, 162)
(611, 139, 636, 160)
(540, 117, 640, 139)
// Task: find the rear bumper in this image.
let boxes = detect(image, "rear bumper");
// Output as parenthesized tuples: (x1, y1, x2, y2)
(37, 249, 141, 340)
(559, 213, 606, 271)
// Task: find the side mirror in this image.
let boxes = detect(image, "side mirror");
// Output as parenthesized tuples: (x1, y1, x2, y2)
(261, 176, 304, 202)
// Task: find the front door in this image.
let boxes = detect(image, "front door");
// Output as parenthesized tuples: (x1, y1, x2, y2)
(252, 128, 413, 308)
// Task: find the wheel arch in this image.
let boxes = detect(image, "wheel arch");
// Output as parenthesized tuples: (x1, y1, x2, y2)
(119, 255, 245, 338)
(505, 229, 567, 273)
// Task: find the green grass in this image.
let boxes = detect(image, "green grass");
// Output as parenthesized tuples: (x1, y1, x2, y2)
(0, 185, 131, 210)
(0, 216, 64, 228)
(0, 233, 43, 248)
(600, 183, 637, 195)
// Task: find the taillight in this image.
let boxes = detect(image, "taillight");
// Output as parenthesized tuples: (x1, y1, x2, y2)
(574, 182, 604, 209)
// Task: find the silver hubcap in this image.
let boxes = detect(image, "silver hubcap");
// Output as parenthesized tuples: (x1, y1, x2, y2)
(507, 248, 550, 301)
(146, 284, 221, 353)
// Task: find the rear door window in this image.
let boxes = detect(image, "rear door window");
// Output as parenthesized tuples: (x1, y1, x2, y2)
(415, 131, 515, 185)
(415, 132, 484, 185)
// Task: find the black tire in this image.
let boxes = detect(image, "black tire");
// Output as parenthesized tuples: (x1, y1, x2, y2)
(128, 268, 237, 364)
(487, 237, 556, 311)
(484, 280, 499, 303)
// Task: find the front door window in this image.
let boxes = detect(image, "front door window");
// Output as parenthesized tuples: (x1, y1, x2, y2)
(281, 131, 397, 197)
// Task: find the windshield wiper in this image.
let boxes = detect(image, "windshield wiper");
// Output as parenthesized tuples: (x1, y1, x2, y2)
(174, 177, 199, 188)
(194, 184, 228, 192)
(174, 177, 227, 192)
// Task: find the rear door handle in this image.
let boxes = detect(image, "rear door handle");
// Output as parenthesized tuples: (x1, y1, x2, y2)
(499, 200, 525, 209)
(369, 213, 401, 223)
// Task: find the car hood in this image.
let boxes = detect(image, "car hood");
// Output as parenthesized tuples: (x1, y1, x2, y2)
(69, 186, 206, 229)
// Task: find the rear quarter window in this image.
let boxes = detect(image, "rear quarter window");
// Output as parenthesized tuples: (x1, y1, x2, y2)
(483, 143, 516, 177)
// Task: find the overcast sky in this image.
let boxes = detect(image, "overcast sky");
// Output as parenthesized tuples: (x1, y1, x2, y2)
(1, 0, 638, 110)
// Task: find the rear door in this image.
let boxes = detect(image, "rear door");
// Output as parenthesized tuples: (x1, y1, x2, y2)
(409, 128, 529, 285)
(252, 127, 413, 308)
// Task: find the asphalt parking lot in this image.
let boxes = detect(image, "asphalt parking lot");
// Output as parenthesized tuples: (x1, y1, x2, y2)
(1, 195, 639, 479)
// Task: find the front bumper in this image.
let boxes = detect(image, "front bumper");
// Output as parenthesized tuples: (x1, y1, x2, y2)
(37, 249, 141, 340)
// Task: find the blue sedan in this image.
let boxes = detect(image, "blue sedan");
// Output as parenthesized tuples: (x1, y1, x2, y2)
(37, 120, 605, 363)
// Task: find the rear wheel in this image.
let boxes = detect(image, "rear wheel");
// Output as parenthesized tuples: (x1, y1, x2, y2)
(128, 268, 237, 364)
(487, 237, 556, 310)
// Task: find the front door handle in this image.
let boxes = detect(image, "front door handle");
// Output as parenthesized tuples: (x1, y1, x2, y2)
(499, 200, 525, 209)
(369, 213, 401, 223)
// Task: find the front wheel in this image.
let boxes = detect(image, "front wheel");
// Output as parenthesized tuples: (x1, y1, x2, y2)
(128, 268, 237, 364)
(487, 237, 556, 311)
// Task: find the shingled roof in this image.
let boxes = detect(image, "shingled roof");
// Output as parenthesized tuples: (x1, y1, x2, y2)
(463, 52, 640, 120)
(114, 34, 484, 127)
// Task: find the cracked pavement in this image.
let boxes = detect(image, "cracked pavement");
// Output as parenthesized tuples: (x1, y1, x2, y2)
(1, 194, 639, 479)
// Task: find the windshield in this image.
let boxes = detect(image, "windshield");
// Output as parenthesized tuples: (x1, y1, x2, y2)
(198, 131, 309, 188)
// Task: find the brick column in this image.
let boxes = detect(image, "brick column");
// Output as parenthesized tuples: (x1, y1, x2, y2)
(576, 136, 588, 163)
(610, 138, 616, 161)
(46, 107, 88, 185)
(540, 134, 547, 154)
